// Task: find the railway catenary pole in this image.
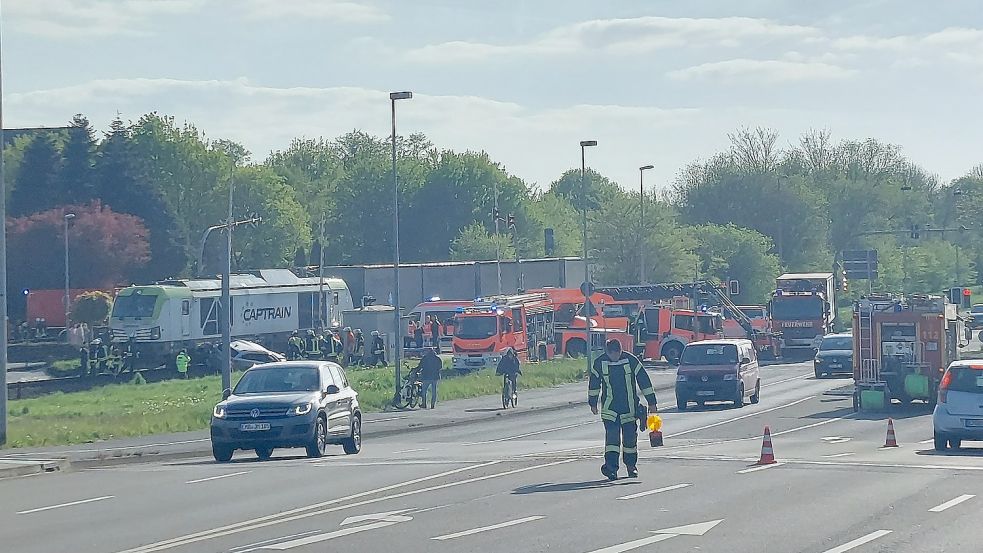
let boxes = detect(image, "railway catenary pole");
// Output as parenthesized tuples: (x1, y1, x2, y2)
(221, 162, 234, 394)
(390, 91, 412, 399)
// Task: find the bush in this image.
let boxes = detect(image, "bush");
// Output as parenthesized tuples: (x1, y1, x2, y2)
(72, 291, 113, 325)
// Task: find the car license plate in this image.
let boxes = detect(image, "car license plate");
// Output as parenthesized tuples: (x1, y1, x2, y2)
(829, 363, 841, 369)
(240, 423, 271, 431)
(696, 390, 715, 397)
(966, 419, 983, 428)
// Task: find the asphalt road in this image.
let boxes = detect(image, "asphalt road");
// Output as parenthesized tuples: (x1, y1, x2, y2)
(3, 361, 983, 553)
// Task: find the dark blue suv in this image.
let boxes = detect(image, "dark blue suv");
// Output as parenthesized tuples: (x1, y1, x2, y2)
(210, 361, 361, 462)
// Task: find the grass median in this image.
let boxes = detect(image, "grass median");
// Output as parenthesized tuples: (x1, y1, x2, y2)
(3, 358, 588, 449)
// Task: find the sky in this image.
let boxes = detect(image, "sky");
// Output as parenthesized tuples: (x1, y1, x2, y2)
(4, 0, 983, 191)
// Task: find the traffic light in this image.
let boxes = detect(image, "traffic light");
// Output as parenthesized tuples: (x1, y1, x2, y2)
(910, 224, 920, 239)
(728, 279, 740, 296)
(544, 228, 555, 256)
(963, 287, 972, 308)
(950, 287, 962, 304)
(507, 213, 516, 230)
(493, 208, 501, 222)
(841, 270, 848, 293)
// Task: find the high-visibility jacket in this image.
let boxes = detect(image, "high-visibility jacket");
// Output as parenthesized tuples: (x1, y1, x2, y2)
(372, 336, 385, 355)
(176, 352, 191, 373)
(305, 337, 321, 356)
(588, 352, 657, 424)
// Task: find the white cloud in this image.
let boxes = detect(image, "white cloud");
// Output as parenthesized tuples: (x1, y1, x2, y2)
(832, 26, 983, 65)
(240, 0, 388, 23)
(668, 59, 856, 83)
(6, 0, 202, 38)
(405, 16, 820, 63)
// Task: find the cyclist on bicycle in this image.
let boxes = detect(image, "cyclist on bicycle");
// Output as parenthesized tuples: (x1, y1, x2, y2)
(496, 348, 521, 399)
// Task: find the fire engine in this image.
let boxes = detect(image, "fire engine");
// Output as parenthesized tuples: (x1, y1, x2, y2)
(853, 294, 965, 411)
(597, 281, 780, 363)
(451, 293, 557, 372)
(528, 288, 635, 357)
(771, 273, 835, 354)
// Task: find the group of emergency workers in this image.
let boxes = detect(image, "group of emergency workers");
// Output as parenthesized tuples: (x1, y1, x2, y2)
(79, 338, 135, 377)
(286, 327, 386, 367)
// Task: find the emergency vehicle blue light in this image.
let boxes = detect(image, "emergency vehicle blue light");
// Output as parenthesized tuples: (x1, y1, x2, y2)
(21, 288, 29, 296)
(429, 296, 441, 302)
(455, 307, 464, 313)
(894, 304, 903, 312)
(775, 289, 783, 296)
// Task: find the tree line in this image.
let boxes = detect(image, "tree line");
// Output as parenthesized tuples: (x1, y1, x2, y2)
(4, 114, 980, 315)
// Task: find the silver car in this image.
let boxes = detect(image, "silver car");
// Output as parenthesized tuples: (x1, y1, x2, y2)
(933, 360, 983, 451)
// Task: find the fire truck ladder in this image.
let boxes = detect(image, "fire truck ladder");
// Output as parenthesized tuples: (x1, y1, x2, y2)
(596, 281, 761, 342)
(856, 300, 879, 384)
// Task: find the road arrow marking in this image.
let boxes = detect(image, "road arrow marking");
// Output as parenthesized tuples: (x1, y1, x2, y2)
(340, 510, 413, 526)
(263, 512, 414, 550)
(586, 519, 723, 553)
(822, 436, 852, 444)
(617, 483, 691, 500)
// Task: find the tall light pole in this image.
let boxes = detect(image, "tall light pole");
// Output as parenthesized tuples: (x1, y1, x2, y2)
(493, 179, 502, 295)
(638, 165, 653, 284)
(318, 214, 327, 329)
(0, 22, 8, 445)
(580, 139, 597, 375)
(63, 213, 76, 331)
(221, 163, 234, 394)
(390, 91, 412, 400)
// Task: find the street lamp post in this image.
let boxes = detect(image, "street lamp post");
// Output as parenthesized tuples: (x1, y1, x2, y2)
(63, 213, 76, 331)
(390, 91, 412, 400)
(580, 140, 597, 376)
(638, 165, 654, 284)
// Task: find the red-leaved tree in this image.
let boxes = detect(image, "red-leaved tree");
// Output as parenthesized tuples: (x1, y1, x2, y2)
(7, 202, 150, 294)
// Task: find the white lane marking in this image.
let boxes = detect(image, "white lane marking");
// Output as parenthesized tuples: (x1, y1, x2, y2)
(586, 519, 723, 553)
(17, 495, 114, 515)
(821, 530, 892, 553)
(463, 422, 592, 445)
(266, 517, 413, 550)
(186, 471, 250, 484)
(761, 373, 812, 387)
(117, 461, 500, 553)
(667, 396, 813, 438)
(821, 436, 852, 444)
(654, 453, 983, 472)
(120, 460, 573, 553)
(823, 453, 855, 458)
(929, 494, 975, 512)
(431, 515, 545, 541)
(771, 417, 849, 437)
(230, 531, 322, 553)
(617, 483, 691, 500)
(919, 438, 935, 444)
(391, 448, 428, 454)
(737, 463, 783, 474)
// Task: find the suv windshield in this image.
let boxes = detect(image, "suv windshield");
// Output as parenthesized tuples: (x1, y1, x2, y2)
(112, 293, 159, 318)
(820, 337, 853, 351)
(771, 296, 823, 320)
(455, 316, 497, 339)
(946, 367, 983, 394)
(972, 305, 983, 314)
(234, 367, 320, 394)
(681, 344, 739, 365)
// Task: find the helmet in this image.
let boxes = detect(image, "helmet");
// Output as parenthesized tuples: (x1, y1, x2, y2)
(371, 330, 380, 336)
(307, 329, 316, 337)
(354, 328, 362, 335)
(291, 330, 298, 336)
(344, 326, 351, 332)
(91, 338, 102, 346)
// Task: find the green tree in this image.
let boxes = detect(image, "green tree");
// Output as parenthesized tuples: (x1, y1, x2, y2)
(71, 291, 113, 325)
(526, 192, 582, 257)
(450, 222, 515, 261)
(9, 133, 63, 216)
(58, 114, 97, 203)
(692, 224, 781, 303)
(548, 168, 619, 213)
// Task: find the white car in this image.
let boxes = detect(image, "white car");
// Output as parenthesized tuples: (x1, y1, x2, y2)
(231, 340, 286, 371)
(933, 360, 983, 450)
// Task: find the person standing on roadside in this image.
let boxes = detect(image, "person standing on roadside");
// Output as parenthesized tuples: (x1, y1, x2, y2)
(588, 339, 658, 481)
(418, 347, 442, 409)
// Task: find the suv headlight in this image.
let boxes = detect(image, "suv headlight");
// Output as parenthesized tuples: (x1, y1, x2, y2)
(213, 405, 227, 418)
(815, 357, 825, 364)
(676, 374, 687, 382)
(149, 326, 161, 340)
(723, 373, 738, 381)
(291, 403, 313, 416)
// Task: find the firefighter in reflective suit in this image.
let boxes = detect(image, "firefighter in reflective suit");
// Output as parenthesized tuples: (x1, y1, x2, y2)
(588, 339, 658, 480)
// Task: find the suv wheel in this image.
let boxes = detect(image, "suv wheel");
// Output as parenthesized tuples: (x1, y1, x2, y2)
(212, 444, 233, 463)
(306, 416, 327, 458)
(676, 394, 687, 411)
(343, 414, 362, 455)
(933, 432, 947, 452)
(750, 381, 760, 404)
(733, 384, 745, 409)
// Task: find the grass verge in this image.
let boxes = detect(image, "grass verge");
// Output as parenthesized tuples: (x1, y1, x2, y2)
(47, 359, 81, 378)
(3, 358, 587, 449)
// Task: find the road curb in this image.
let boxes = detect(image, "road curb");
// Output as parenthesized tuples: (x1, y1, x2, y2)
(0, 458, 70, 479)
(10, 380, 678, 470)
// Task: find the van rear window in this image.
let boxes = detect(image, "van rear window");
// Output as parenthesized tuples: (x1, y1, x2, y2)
(681, 344, 738, 365)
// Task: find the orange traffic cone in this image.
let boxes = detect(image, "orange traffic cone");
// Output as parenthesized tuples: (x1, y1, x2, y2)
(884, 418, 899, 448)
(755, 426, 777, 465)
